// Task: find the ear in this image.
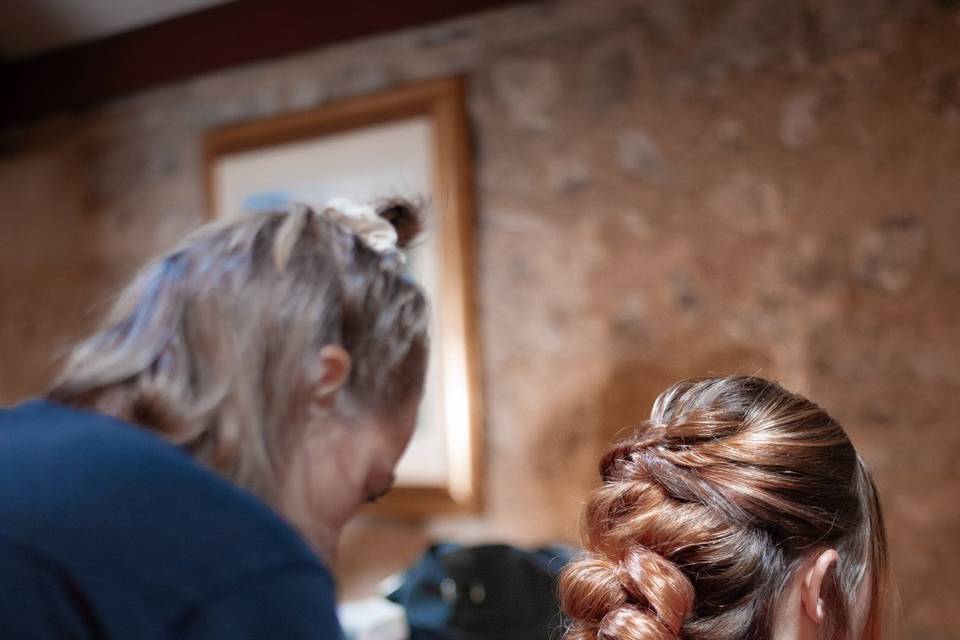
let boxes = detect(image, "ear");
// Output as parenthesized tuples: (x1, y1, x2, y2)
(801, 549, 839, 625)
(310, 345, 352, 406)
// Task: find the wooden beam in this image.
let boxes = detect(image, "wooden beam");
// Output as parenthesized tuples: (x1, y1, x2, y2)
(0, 0, 531, 125)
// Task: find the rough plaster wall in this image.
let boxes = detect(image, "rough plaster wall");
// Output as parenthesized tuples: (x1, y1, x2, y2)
(1, 0, 958, 635)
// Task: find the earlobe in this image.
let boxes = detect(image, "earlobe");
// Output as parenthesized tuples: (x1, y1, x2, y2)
(312, 345, 352, 402)
(801, 549, 839, 625)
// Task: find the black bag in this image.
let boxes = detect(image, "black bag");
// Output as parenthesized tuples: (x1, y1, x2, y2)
(387, 543, 574, 640)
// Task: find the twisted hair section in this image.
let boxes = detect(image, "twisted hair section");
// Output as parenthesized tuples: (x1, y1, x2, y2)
(559, 375, 889, 640)
(48, 200, 429, 501)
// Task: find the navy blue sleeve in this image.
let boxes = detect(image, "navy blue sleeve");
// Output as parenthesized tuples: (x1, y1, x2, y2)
(0, 540, 98, 640)
(175, 567, 343, 640)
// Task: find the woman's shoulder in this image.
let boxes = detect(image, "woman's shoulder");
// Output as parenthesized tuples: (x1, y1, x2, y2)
(0, 399, 332, 632)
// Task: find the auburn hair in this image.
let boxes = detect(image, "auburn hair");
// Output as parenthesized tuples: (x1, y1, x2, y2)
(48, 201, 429, 503)
(559, 375, 889, 640)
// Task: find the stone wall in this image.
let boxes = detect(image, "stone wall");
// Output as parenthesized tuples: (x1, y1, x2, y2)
(2, 0, 958, 636)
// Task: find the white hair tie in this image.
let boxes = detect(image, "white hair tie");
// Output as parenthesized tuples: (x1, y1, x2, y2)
(322, 197, 402, 259)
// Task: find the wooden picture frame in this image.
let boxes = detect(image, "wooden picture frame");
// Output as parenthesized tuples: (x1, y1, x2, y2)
(204, 77, 482, 516)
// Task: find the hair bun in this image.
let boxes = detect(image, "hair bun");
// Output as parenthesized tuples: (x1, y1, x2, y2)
(375, 198, 424, 248)
(596, 605, 678, 640)
(560, 548, 693, 640)
(560, 553, 627, 624)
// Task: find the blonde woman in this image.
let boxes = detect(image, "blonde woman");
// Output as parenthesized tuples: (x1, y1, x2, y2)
(559, 375, 889, 640)
(0, 200, 428, 638)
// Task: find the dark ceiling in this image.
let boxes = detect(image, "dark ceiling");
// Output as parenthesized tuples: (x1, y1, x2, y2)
(0, 0, 534, 125)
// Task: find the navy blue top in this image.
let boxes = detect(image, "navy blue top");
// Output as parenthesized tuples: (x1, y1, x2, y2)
(0, 400, 343, 639)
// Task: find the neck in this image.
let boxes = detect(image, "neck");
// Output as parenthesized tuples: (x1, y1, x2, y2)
(276, 438, 347, 566)
(296, 518, 341, 566)
(772, 577, 818, 640)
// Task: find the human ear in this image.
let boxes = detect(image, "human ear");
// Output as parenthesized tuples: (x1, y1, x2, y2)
(310, 345, 352, 405)
(801, 549, 839, 624)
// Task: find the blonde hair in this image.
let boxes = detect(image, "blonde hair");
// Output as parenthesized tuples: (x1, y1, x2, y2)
(559, 375, 889, 640)
(48, 201, 429, 502)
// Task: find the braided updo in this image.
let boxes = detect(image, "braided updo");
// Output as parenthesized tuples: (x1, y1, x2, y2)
(559, 376, 888, 640)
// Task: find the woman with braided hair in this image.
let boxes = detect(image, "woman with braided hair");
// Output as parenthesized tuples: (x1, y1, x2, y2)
(559, 375, 889, 640)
